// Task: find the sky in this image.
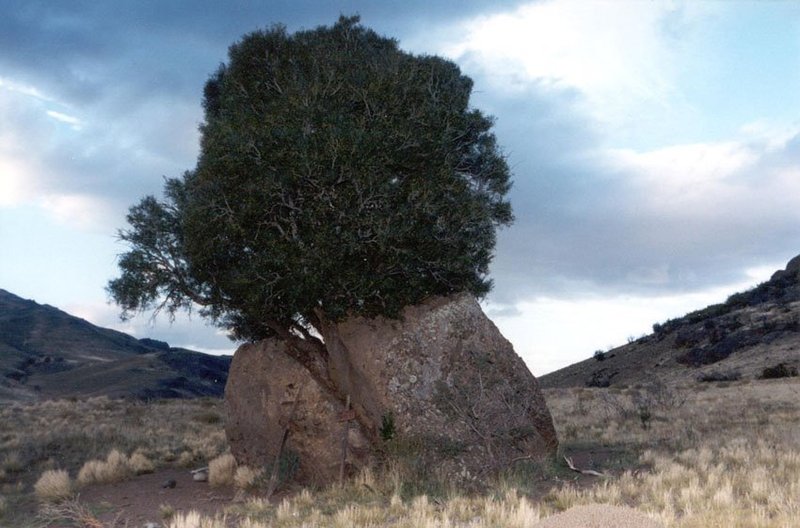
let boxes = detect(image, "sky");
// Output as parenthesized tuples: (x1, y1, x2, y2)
(2, 0, 800, 375)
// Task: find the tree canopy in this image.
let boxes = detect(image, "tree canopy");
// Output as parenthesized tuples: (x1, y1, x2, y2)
(108, 16, 513, 346)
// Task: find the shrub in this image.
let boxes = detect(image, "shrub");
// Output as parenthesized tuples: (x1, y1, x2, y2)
(586, 371, 612, 388)
(34, 469, 72, 502)
(697, 370, 742, 383)
(760, 363, 799, 379)
(208, 453, 237, 487)
(593, 350, 606, 362)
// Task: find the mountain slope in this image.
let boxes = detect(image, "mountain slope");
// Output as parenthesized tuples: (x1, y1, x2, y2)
(0, 289, 231, 402)
(540, 255, 800, 388)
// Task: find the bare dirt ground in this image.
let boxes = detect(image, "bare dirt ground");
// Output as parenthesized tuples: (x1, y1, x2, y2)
(77, 469, 238, 525)
(533, 504, 663, 528)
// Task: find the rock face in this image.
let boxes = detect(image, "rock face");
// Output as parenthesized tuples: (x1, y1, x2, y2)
(224, 340, 371, 485)
(323, 293, 558, 482)
(225, 293, 558, 486)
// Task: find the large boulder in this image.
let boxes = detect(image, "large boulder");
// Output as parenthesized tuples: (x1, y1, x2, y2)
(224, 339, 372, 486)
(321, 292, 558, 482)
(225, 293, 558, 486)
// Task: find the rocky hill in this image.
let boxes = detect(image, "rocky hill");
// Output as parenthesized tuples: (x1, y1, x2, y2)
(0, 289, 231, 402)
(540, 255, 800, 388)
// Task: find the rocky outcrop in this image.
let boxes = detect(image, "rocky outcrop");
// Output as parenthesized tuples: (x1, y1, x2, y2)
(225, 293, 558, 486)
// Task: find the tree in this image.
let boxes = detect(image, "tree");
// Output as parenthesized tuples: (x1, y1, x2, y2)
(108, 16, 512, 384)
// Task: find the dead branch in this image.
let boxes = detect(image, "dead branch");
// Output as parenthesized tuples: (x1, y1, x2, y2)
(563, 455, 607, 477)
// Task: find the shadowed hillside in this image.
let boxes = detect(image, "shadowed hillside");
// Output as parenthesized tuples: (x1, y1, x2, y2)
(0, 289, 231, 402)
(541, 254, 800, 388)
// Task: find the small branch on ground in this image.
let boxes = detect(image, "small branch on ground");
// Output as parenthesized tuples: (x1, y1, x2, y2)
(563, 455, 608, 477)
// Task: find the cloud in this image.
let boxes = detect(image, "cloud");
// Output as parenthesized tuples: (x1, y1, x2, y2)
(441, 0, 715, 137)
(494, 263, 779, 375)
(45, 110, 82, 129)
(413, 1, 800, 308)
(0, 66, 200, 231)
(486, 123, 800, 306)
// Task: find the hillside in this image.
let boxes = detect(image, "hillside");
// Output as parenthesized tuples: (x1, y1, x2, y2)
(540, 255, 800, 388)
(0, 289, 231, 402)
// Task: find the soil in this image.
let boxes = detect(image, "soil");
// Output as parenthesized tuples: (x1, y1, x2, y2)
(76, 469, 239, 525)
(534, 504, 663, 527)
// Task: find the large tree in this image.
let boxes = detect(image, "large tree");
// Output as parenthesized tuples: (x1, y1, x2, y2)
(108, 16, 512, 385)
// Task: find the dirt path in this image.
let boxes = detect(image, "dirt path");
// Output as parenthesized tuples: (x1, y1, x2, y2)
(534, 504, 664, 528)
(77, 469, 238, 525)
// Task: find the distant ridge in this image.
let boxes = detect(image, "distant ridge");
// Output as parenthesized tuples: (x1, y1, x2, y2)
(0, 289, 231, 402)
(540, 254, 800, 388)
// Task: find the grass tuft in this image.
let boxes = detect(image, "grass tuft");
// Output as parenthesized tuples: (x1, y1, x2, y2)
(34, 469, 72, 502)
(208, 453, 237, 487)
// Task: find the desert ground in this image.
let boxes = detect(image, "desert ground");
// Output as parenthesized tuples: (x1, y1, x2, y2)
(1, 375, 798, 527)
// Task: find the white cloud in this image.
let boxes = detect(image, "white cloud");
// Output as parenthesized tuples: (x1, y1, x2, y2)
(441, 0, 710, 130)
(38, 193, 118, 231)
(0, 156, 37, 206)
(605, 141, 760, 211)
(605, 130, 800, 223)
(46, 110, 83, 130)
(0, 76, 56, 103)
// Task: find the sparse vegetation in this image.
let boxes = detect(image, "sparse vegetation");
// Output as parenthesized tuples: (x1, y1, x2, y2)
(233, 466, 262, 491)
(0, 396, 226, 524)
(3, 376, 799, 526)
(77, 449, 139, 485)
(759, 362, 798, 379)
(697, 370, 741, 383)
(33, 469, 72, 502)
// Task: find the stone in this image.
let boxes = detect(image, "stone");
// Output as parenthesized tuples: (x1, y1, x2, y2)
(160, 479, 176, 489)
(192, 469, 208, 482)
(322, 292, 558, 482)
(224, 292, 558, 487)
(224, 339, 371, 486)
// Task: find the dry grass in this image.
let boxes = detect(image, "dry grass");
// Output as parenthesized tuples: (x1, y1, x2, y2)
(543, 378, 800, 527)
(234, 465, 264, 491)
(209, 453, 237, 487)
(3, 377, 799, 527)
(74, 448, 156, 485)
(0, 396, 225, 481)
(0, 396, 226, 523)
(33, 469, 72, 502)
(37, 498, 107, 528)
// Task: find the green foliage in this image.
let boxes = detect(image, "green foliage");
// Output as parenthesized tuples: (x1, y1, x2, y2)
(108, 15, 513, 342)
(379, 412, 396, 442)
(759, 363, 798, 379)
